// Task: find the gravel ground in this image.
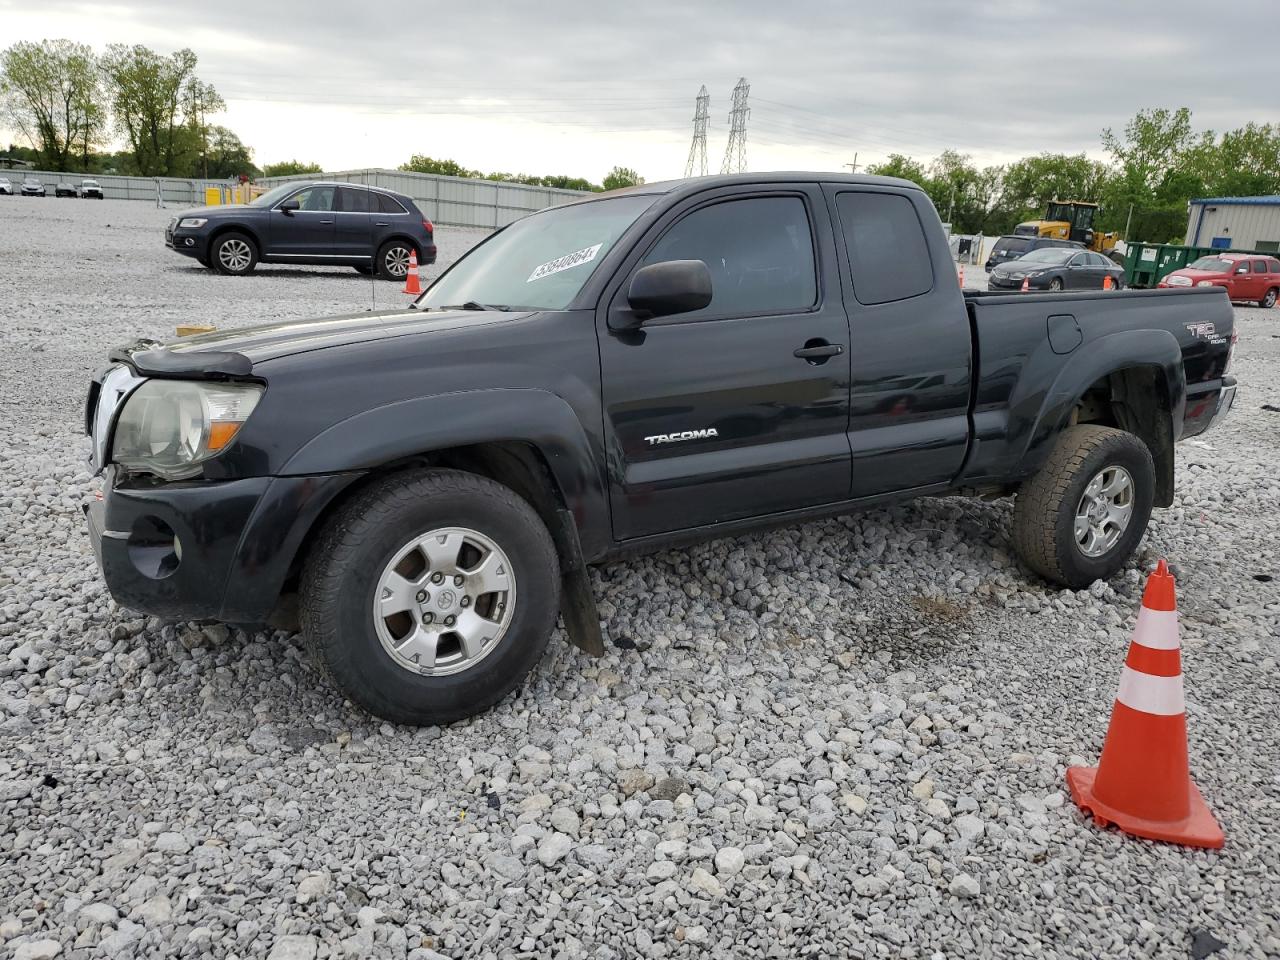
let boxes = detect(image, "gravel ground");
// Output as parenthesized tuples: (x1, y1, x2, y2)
(1, 197, 1278, 960)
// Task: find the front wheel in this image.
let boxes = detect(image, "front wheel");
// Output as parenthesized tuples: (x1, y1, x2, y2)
(1011, 425, 1155, 588)
(1262, 287, 1278, 309)
(300, 469, 561, 725)
(1049, 278, 1064, 292)
(210, 231, 258, 275)
(375, 240, 415, 281)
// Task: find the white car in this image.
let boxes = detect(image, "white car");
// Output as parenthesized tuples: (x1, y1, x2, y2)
(80, 179, 104, 199)
(0, 177, 12, 196)
(20, 177, 45, 197)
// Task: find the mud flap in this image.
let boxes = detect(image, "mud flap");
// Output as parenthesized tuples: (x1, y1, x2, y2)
(553, 508, 605, 657)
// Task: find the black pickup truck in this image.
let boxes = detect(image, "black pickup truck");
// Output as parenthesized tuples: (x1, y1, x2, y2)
(84, 173, 1237, 724)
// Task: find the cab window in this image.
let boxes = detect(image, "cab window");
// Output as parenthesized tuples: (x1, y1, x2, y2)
(642, 195, 817, 320)
(835, 191, 933, 304)
(289, 186, 335, 212)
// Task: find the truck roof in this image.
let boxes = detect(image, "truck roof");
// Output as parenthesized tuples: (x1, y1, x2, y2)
(594, 171, 926, 201)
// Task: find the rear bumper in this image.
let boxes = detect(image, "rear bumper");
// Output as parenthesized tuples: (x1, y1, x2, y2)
(85, 468, 358, 623)
(1181, 376, 1236, 439)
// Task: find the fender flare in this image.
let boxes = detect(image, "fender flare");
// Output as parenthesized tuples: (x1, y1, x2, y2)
(1014, 328, 1186, 478)
(279, 388, 610, 558)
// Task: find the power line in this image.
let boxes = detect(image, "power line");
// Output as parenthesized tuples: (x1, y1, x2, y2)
(720, 77, 750, 174)
(684, 85, 710, 178)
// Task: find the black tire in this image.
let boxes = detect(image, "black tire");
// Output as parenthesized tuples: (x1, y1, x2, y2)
(1049, 277, 1064, 292)
(210, 230, 258, 276)
(353, 264, 374, 276)
(299, 469, 561, 725)
(1012, 425, 1155, 589)
(1262, 287, 1278, 309)
(376, 239, 416, 281)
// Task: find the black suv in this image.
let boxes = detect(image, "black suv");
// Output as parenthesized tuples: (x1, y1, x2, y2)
(984, 234, 1082, 271)
(164, 182, 437, 279)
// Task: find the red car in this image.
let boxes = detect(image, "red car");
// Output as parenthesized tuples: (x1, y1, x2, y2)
(1159, 253, 1280, 307)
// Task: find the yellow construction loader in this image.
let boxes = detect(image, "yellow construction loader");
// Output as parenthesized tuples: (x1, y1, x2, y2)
(1014, 201, 1120, 258)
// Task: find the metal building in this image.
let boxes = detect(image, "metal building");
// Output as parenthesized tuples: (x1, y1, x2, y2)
(1185, 196, 1280, 251)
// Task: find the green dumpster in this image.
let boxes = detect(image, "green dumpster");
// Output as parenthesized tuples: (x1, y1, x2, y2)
(1124, 242, 1273, 288)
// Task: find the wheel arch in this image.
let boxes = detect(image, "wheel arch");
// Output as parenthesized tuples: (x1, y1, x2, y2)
(1015, 329, 1185, 507)
(207, 221, 263, 254)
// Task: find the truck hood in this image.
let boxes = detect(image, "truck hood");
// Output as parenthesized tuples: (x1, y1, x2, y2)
(114, 308, 526, 373)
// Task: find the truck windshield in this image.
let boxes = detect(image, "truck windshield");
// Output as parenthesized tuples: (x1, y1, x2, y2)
(417, 194, 657, 311)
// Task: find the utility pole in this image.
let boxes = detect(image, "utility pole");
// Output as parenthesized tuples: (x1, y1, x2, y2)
(684, 86, 710, 178)
(720, 78, 750, 175)
(1123, 203, 1134, 241)
(844, 154, 859, 174)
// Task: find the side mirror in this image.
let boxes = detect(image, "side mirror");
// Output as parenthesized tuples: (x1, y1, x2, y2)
(1235, 266, 1248, 274)
(278, 198, 300, 214)
(625, 260, 713, 322)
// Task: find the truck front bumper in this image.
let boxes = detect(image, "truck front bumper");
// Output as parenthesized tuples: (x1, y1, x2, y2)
(84, 468, 358, 623)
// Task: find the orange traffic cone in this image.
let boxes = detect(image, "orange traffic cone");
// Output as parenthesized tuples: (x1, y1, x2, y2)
(1066, 560, 1223, 848)
(1021, 277, 1030, 293)
(403, 250, 422, 295)
(1103, 274, 1114, 290)
(957, 264, 965, 288)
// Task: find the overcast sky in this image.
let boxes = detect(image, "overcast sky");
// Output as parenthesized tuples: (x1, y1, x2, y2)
(2, 0, 1273, 181)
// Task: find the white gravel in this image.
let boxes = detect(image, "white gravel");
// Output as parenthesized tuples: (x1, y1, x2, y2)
(1, 197, 1278, 959)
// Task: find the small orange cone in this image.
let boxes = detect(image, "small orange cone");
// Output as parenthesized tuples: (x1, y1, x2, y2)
(1066, 560, 1223, 848)
(403, 250, 422, 295)
(1021, 277, 1030, 293)
(1103, 274, 1114, 290)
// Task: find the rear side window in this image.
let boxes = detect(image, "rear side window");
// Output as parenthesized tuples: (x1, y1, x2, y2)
(337, 187, 372, 212)
(641, 196, 817, 320)
(1089, 252, 1111, 266)
(378, 192, 407, 214)
(1252, 260, 1268, 273)
(835, 192, 933, 304)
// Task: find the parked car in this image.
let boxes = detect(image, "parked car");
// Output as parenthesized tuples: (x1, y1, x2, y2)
(984, 234, 1082, 271)
(163, 181, 437, 279)
(989, 247, 1125, 291)
(0, 177, 12, 195)
(80, 179, 104, 199)
(86, 172, 1236, 725)
(55, 182, 78, 198)
(19, 177, 45, 197)
(1158, 253, 1280, 308)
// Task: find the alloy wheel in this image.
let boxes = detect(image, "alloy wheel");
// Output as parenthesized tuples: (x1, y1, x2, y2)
(373, 527, 516, 676)
(218, 238, 252, 272)
(1074, 465, 1134, 558)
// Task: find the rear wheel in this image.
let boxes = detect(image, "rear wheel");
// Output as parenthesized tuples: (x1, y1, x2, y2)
(1262, 287, 1277, 309)
(299, 469, 561, 725)
(376, 240, 415, 281)
(210, 231, 258, 276)
(1012, 425, 1155, 588)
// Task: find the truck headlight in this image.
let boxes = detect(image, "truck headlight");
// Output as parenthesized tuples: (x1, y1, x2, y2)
(178, 217, 208, 228)
(111, 380, 263, 479)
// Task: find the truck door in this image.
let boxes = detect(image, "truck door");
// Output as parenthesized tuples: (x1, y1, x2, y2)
(824, 186, 972, 498)
(598, 186, 852, 541)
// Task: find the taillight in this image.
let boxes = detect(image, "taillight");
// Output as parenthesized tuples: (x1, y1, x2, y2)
(423, 218, 434, 235)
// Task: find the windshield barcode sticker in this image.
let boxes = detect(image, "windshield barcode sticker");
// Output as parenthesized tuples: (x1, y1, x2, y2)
(527, 244, 603, 282)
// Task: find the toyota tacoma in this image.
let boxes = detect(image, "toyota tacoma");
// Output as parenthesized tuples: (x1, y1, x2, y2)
(84, 173, 1238, 724)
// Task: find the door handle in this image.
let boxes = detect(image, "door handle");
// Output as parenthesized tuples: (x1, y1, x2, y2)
(793, 340, 844, 363)
(319, 219, 334, 224)
(374, 221, 389, 226)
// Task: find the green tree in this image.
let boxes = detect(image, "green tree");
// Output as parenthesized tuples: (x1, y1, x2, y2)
(201, 125, 259, 179)
(399, 155, 480, 178)
(263, 159, 324, 178)
(0, 39, 105, 171)
(100, 44, 214, 176)
(602, 166, 643, 191)
(865, 153, 930, 184)
(1000, 152, 1111, 223)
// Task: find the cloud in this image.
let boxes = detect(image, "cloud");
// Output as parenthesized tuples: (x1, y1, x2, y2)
(2, 0, 1272, 178)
